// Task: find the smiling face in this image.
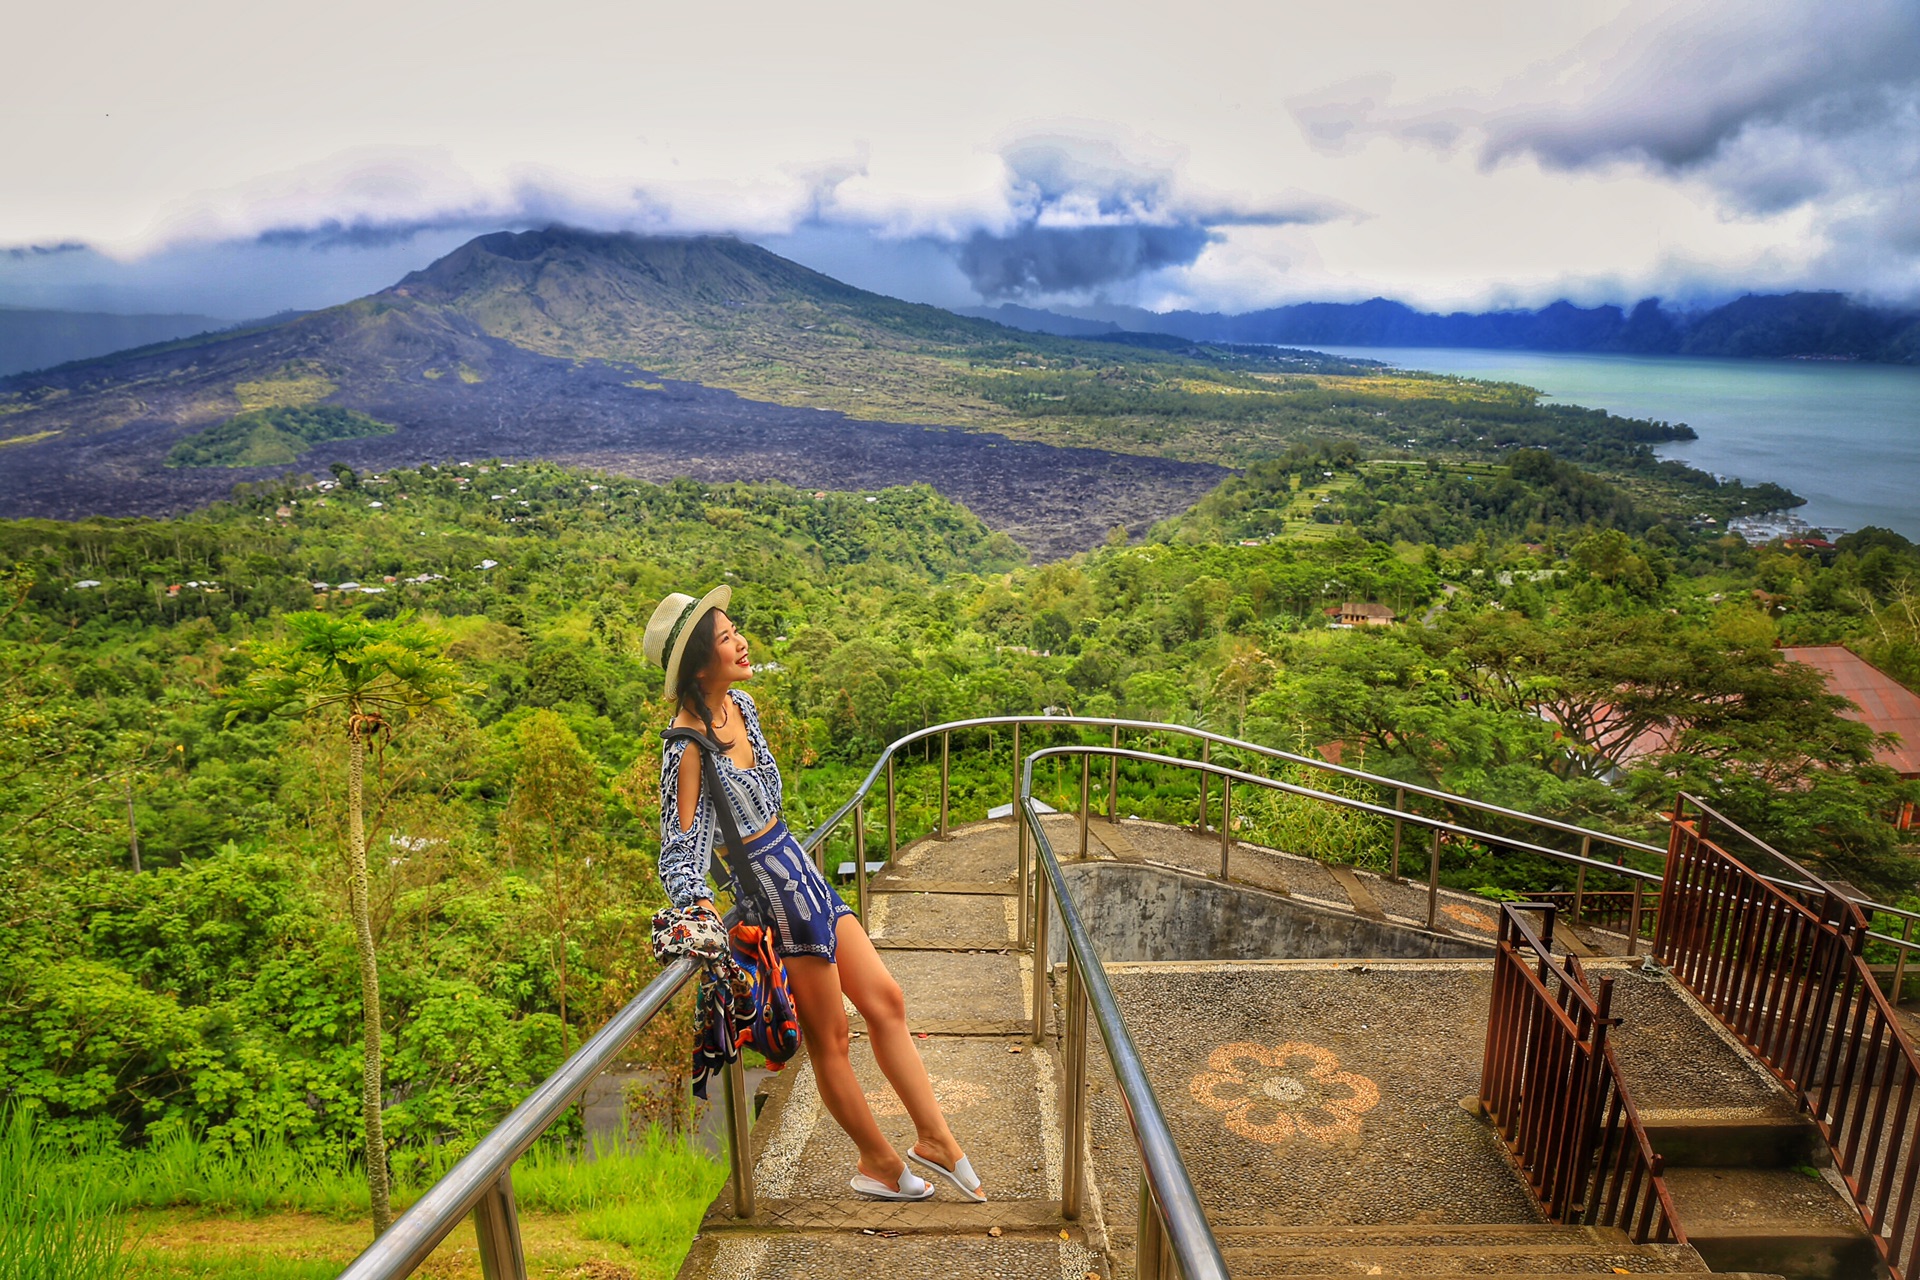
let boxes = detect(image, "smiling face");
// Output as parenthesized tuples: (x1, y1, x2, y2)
(699, 610, 753, 688)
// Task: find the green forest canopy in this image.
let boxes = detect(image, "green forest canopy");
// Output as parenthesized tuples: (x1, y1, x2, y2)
(166, 405, 395, 469)
(2, 457, 1916, 1169)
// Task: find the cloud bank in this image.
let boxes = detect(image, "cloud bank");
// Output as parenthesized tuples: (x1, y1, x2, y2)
(2, 0, 1915, 316)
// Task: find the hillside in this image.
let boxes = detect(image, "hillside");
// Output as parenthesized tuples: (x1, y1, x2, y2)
(998, 292, 1920, 364)
(0, 228, 1795, 555)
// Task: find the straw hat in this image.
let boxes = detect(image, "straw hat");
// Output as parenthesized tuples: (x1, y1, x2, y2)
(644, 585, 732, 696)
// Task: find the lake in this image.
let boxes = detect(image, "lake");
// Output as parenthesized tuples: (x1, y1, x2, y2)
(1310, 346, 1920, 540)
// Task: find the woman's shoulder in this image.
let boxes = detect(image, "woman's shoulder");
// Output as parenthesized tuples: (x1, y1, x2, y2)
(729, 687, 758, 713)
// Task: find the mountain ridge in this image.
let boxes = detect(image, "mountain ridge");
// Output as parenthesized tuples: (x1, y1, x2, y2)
(973, 291, 1920, 364)
(0, 228, 1233, 559)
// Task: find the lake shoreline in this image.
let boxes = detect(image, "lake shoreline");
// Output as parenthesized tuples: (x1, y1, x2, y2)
(1305, 345, 1920, 541)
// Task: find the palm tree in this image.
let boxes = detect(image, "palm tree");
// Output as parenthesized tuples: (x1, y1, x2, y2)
(228, 610, 467, 1236)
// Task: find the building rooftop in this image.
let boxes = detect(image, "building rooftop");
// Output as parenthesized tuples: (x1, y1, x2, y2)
(1781, 645, 1920, 777)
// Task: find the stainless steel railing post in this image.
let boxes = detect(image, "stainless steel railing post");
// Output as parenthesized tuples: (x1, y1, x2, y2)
(1061, 954, 1088, 1219)
(1426, 826, 1441, 932)
(723, 1055, 755, 1218)
(1032, 854, 1050, 1045)
(1107, 725, 1120, 824)
(1628, 880, 1645, 958)
(1014, 723, 1029, 951)
(1390, 787, 1405, 881)
(1219, 778, 1232, 880)
(885, 756, 897, 862)
(1078, 754, 1091, 859)
(854, 803, 867, 925)
(1137, 1173, 1168, 1280)
(1894, 916, 1916, 1002)
(938, 730, 951, 838)
(472, 1170, 527, 1280)
(1573, 835, 1590, 923)
(1197, 738, 1210, 833)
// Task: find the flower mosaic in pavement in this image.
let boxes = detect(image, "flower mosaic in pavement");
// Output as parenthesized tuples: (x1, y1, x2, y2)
(1188, 1042, 1381, 1146)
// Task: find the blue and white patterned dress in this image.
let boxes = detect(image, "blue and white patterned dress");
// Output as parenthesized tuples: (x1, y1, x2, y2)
(658, 690, 852, 959)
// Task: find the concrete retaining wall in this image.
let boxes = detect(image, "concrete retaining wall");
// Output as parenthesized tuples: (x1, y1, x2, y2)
(1055, 861, 1492, 964)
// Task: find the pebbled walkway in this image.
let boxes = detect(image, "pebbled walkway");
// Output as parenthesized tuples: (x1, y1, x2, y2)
(672, 817, 1736, 1280)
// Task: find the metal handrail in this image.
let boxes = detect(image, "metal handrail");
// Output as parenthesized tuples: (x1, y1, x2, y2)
(336, 958, 699, 1279)
(1657, 800, 1920, 1278)
(1020, 759, 1231, 1280)
(1020, 743, 1667, 944)
(335, 713, 1916, 1280)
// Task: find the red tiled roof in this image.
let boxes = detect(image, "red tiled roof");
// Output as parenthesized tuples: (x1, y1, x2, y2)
(1781, 646, 1920, 777)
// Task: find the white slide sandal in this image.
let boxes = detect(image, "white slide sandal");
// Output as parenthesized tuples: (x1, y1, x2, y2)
(908, 1148, 987, 1203)
(849, 1168, 936, 1201)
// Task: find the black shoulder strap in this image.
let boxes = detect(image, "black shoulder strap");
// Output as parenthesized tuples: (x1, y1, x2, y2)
(663, 726, 755, 910)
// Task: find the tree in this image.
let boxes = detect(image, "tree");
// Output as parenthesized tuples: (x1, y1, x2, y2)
(227, 611, 467, 1236)
(503, 711, 604, 1054)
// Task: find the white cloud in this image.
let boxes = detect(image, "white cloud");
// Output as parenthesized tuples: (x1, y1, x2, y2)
(2, 0, 1914, 313)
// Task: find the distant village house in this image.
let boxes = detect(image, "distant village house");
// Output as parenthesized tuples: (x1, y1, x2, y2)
(1326, 601, 1397, 627)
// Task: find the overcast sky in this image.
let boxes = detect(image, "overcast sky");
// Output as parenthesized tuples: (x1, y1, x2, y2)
(5, 0, 1916, 319)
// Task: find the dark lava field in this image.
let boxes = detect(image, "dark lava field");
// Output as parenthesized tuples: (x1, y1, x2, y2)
(0, 305, 1226, 561)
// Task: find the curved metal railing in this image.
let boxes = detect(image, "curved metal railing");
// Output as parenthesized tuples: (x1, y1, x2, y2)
(336, 712, 1914, 1280)
(1019, 751, 1228, 1280)
(336, 958, 700, 1279)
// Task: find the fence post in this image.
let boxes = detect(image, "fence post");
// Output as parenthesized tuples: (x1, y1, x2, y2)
(1136, 1174, 1167, 1280)
(1078, 753, 1091, 859)
(1032, 863, 1050, 1045)
(1894, 916, 1916, 1003)
(1426, 826, 1441, 932)
(723, 1056, 755, 1219)
(885, 755, 897, 862)
(938, 730, 951, 839)
(1061, 955, 1088, 1219)
(1219, 778, 1233, 880)
(1390, 787, 1405, 882)
(1108, 724, 1119, 824)
(854, 802, 867, 926)
(472, 1170, 528, 1280)
(1015, 724, 1029, 951)
(1627, 880, 1645, 959)
(1573, 835, 1591, 923)
(1198, 738, 1211, 833)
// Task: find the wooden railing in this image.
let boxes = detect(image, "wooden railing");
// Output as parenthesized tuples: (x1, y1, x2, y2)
(1656, 794, 1920, 1278)
(1479, 903, 1685, 1243)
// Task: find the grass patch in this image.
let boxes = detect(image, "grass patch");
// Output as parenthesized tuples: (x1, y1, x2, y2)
(6, 1115, 724, 1280)
(127, 1250, 341, 1280)
(166, 406, 394, 468)
(0, 1108, 130, 1280)
(234, 362, 337, 412)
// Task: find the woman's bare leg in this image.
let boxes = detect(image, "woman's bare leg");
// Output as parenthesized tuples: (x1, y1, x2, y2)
(784, 952, 906, 1187)
(832, 914, 978, 1189)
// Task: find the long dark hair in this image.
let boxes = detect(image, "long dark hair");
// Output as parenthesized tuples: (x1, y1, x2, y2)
(675, 608, 735, 748)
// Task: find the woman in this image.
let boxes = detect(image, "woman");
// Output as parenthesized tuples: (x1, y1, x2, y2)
(644, 586, 985, 1203)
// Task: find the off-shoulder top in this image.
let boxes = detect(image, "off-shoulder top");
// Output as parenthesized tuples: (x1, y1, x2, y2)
(658, 689, 784, 909)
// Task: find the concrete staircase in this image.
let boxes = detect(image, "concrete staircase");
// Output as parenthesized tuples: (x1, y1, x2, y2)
(1606, 971, 1878, 1280)
(668, 816, 1862, 1279)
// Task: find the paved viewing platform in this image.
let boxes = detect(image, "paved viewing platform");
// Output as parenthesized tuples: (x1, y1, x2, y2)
(673, 814, 1877, 1280)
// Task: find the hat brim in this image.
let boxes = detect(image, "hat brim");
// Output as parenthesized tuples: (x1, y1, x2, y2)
(662, 584, 733, 697)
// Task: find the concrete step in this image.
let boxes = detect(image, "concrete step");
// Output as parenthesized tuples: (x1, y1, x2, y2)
(1661, 1166, 1878, 1280)
(1201, 1224, 1712, 1276)
(1215, 1240, 1713, 1276)
(1639, 1109, 1827, 1170)
(1235, 1274, 1779, 1280)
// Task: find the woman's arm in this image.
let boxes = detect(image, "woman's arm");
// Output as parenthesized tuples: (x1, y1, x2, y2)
(658, 738, 717, 911)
